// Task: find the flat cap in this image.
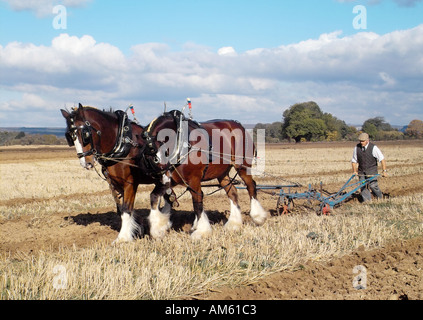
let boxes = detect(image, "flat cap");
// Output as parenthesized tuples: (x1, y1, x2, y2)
(358, 132, 369, 141)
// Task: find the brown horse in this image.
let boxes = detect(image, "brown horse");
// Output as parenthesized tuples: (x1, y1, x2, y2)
(61, 104, 267, 242)
(61, 104, 174, 243)
(141, 110, 268, 240)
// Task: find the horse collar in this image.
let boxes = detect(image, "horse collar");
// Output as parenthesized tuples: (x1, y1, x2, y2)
(96, 110, 135, 167)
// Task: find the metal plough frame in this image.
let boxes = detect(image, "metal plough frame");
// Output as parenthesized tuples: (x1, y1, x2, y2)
(238, 174, 380, 215)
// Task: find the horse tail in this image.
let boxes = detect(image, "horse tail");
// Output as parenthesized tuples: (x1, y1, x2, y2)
(227, 120, 256, 168)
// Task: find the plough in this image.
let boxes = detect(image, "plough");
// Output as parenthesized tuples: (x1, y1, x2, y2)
(237, 174, 380, 215)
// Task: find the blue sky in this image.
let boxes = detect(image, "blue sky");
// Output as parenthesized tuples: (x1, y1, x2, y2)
(2, 1, 422, 52)
(1, 0, 423, 127)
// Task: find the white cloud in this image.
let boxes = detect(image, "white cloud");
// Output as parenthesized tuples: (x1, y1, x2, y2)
(1, 25, 423, 127)
(217, 47, 237, 56)
(379, 72, 397, 87)
(0, 34, 126, 91)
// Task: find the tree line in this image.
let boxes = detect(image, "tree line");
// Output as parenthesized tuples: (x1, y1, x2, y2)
(0, 131, 66, 146)
(1, 102, 422, 146)
(254, 101, 423, 143)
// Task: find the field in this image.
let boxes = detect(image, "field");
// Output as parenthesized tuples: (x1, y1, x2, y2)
(1, 140, 423, 300)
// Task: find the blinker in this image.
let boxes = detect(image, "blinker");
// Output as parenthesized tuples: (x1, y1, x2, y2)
(81, 126, 91, 146)
(65, 132, 75, 147)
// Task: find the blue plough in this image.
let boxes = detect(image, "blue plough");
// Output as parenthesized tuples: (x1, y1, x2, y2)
(238, 174, 380, 215)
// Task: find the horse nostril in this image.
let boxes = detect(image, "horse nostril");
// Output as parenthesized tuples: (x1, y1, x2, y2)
(86, 162, 94, 170)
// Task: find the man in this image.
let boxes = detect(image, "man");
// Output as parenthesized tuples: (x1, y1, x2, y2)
(351, 132, 388, 201)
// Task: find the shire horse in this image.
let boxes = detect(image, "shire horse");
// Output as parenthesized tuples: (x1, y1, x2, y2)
(61, 104, 159, 242)
(61, 104, 267, 242)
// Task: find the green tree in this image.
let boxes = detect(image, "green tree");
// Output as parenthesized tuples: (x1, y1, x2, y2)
(362, 117, 399, 140)
(282, 102, 325, 142)
(362, 123, 378, 139)
(376, 130, 404, 140)
(253, 122, 284, 143)
(15, 131, 26, 139)
(362, 117, 393, 132)
(267, 122, 283, 141)
(322, 113, 353, 140)
(282, 101, 354, 142)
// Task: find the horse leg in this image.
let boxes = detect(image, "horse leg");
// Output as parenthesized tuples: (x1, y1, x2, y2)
(109, 182, 123, 215)
(218, 175, 243, 231)
(148, 181, 172, 239)
(103, 167, 123, 215)
(237, 166, 268, 226)
(189, 181, 212, 240)
(113, 182, 142, 244)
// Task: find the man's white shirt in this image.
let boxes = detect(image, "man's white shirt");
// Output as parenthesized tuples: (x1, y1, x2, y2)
(351, 144, 385, 163)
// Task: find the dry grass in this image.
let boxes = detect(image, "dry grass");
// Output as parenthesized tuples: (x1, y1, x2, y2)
(1, 142, 423, 300)
(2, 195, 423, 300)
(259, 143, 423, 186)
(0, 159, 106, 202)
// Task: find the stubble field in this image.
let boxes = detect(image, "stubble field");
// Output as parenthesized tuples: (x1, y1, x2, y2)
(1, 140, 423, 300)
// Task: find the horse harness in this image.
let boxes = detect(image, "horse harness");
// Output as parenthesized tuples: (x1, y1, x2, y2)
(66, 108, 227, 192)
(138, 110, 209, 178)
(66, 107, 245, 199)
(65, 110, 137, 167)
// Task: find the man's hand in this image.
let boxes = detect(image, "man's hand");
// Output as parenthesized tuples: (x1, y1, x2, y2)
(352, 163, 359, 177)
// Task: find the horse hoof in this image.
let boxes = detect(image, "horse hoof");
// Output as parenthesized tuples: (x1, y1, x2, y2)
(112, 236, 134, 245)
(224, 220, 242, 232)
(150, 226, 170, 239)
(251, 215, 267, 226)
(191, 229, 212, 240)
(149, 210, 172, 239)
(250, 199, 268, 226)
(190, 211, 212, 240)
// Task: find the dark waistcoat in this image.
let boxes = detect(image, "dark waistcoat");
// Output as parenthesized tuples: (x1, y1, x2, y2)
(356, 142, 378, 175)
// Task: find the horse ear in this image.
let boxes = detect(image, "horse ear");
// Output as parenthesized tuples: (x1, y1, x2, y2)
(60, 109, 69, 118)
(78, 103, 83, 109)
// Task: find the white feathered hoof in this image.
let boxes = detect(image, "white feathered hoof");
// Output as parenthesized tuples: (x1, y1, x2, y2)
(224, 200, 243, 231)
(149, 208, 172, 239)
(191, 211, 212, 240)
(112, 235, 134, 245)
(250, 198, 268, 226)
(112, 212, 137, 244)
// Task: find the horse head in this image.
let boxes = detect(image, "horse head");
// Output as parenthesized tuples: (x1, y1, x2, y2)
(61, 103, 118, 169)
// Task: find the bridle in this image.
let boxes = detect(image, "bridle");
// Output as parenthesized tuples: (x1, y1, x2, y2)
(65, 109, 136, 166)
(65, 116, 101, 159)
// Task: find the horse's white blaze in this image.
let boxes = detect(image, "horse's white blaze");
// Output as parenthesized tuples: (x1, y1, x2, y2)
(225, 200, 242, 231)
(250, 198, 268, 226)
(149, 208, 172, 239)
(191, 211, 212, 240)
(74, 138, 86, 168)
(114, 212, 137, 243)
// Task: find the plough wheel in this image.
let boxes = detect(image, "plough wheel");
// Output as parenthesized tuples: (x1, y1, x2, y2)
(277, 196, 291, 215)
(321, 204, 331, 216)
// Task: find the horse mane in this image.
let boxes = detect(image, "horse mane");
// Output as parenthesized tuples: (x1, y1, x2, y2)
(70, 105, 117, 117)
(103, 107, 115, 114)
